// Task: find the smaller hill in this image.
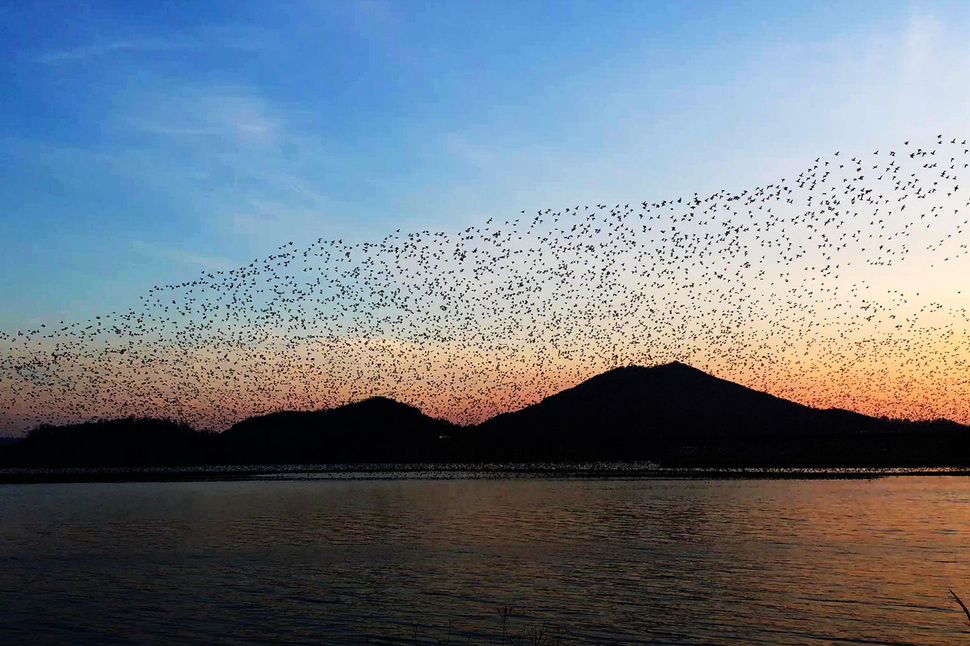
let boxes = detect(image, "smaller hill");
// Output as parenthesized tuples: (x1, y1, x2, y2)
(0, 418, 214, 468)
(218, 396, 457, 464)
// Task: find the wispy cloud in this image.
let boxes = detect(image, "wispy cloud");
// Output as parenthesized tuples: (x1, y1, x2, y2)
(39, 38, 196, 64)
(106, 81, 365, 249)
(130, 240, 238, 272)
(128, 90, 281, 147)
(901, 14, 939, 79)
(443, 133, 502, 173)
(37, 25, 277, 65)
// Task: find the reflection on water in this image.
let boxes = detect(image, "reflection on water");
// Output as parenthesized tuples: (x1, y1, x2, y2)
(2, 477, 970, 644)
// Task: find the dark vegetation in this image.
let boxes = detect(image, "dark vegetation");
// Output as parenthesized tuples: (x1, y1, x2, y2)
(0, 418, 217, 468)
(3, 362, 970, 470)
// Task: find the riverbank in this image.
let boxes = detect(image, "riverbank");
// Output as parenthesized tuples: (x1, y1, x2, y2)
(4, 462, 970, 484)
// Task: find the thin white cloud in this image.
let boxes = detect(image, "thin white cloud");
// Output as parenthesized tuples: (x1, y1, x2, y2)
(38, 25, 277, 65)
(901, 14, 938, 79)
(212, 96, 277, 147)
(222, 198, 359, 248)
(130, 240, 238, 272)
(126, 88, 282, 148)
(95, 80, 368, 251)
(443, 133, 501, 173)
(38, 38, 194, 64)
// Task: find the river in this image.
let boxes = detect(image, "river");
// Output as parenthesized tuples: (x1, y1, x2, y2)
(2, 476, 970, 644)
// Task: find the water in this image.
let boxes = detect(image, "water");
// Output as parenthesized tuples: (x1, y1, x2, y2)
(2, 476, 970, 645)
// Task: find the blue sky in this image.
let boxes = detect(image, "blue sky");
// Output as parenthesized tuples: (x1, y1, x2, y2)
(3, 0, 970, 330)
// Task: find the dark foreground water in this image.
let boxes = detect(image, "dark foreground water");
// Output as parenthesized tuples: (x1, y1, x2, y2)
(2, 476, 970, 645)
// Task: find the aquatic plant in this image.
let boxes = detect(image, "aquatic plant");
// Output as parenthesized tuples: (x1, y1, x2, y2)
(950, 589, 970, 624)
(497, 605, 513, 645)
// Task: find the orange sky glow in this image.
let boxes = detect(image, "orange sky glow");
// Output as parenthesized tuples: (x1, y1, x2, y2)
(3, 137, 970, 433)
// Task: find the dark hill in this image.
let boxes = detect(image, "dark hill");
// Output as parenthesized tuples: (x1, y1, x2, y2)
(0, 418, 214, 468)
(218, 396, 457, 464)
(469, 362, 970, 466)
(2, 365, 969, 469)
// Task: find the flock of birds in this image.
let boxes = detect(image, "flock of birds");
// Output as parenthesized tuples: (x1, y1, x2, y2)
(3, 135, 970, 433)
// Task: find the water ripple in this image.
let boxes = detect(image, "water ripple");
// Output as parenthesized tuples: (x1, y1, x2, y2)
(2, 477, 970, 644)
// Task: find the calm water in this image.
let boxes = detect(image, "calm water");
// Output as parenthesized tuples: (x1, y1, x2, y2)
(2, 476, 970, 645)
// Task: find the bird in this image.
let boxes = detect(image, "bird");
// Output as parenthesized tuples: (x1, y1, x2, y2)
(1, 135, 969, 432)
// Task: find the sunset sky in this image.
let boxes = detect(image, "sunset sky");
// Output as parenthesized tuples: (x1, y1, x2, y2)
(4, 1, 970, 433)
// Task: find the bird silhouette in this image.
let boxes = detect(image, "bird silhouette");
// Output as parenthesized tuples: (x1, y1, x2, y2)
(1, 136, 969, 433)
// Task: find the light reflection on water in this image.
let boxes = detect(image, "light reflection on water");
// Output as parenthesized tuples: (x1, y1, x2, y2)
(2, 477, 970, 644)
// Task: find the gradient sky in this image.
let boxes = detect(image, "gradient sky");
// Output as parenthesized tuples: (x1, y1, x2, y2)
(3, 0, 970, 330)
(5, 2, 970, 434)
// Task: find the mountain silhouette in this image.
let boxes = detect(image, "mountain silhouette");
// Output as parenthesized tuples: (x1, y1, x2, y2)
(0, 418, 215, 468)
(218, 396, 456, 464)
(2, 362, 969, 470)
(471, 362, 970, 465)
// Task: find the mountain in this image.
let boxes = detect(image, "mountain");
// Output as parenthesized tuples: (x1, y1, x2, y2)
(218, 396, 457, 464)
(2, 364, 969, 469)
(0, 398, 457, 468)
(469, 362, 970, 466)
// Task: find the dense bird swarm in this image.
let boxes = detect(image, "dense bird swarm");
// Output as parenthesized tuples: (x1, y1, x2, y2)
(3, 136, 970, 433)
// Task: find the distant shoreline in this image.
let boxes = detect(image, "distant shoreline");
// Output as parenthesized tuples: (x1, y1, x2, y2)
(8, 364, 970, 473)
(4, 463, 970, 485)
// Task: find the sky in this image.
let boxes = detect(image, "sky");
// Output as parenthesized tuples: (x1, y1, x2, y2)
(2, 0, 969, 329)
(4, 1, 970, 433)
